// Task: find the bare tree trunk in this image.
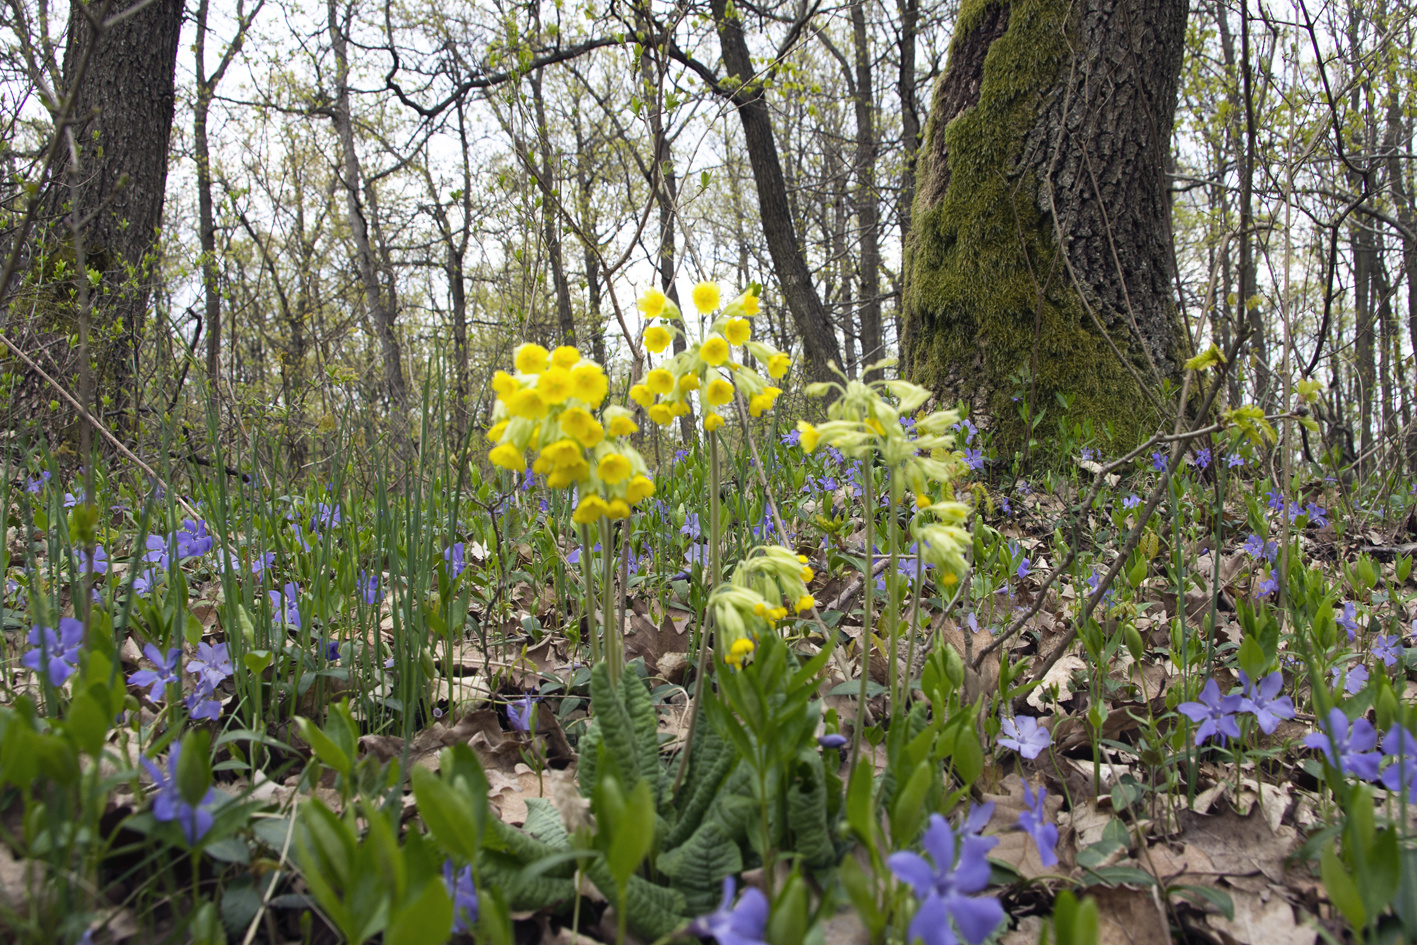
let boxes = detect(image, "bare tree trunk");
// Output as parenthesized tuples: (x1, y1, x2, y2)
(571, 108, 607, 366)
(328, 0, 408, 422)
(851, 0, 883, 375)
(711, 0, 842, 381)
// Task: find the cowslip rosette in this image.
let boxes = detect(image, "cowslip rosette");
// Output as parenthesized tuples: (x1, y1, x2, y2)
(484, 343, 655, 524)
(633, 282, 791, 432)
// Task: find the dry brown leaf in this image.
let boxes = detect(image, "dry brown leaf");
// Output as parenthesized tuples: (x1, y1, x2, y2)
(1205, 889, 1316, 945)
(1089, 886, 1170, 945)
(1174, 802, 1295, 884)
(982, 774, 1070, 879)
(1029, 655, 1085, 711)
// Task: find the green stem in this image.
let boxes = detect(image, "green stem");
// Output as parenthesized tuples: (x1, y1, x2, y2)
(601, 516, 618, 686)
(580, 523, 599, 666)
(709, 431, 721, 588)
(850, 460, 875, 775)
(887, 468, 901, 716)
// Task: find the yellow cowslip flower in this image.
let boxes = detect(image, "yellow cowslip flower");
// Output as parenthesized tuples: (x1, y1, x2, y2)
(626, 475, 655, 504)
(572, 495, 609, 524)
(701, 335, 729, 366)
(559, 407, 604, 448)
(507, 388, 546, 419)
(646, 368, 675, 396)
(546, 458, 589, 488)
(488, 443, 524, 471)
(629, 384, 655, 408)
(671, 401, 691, 416)
(800, 565, 815, 583)
(514, 343, 550, 375)
(767, 354, 791, 379)
(648, 404, 674, 425)
(485, 419, 508, 442)
(748, 386, 781, 417)
(705, 377, 734, 407)
(606, 415, 637, 437)
(644, 325, 671, 353)
(537, 366, 573, 403)
(639, 288, 668, 319)
(797, 421, 820, 452)
(769, 606, 788, 622)
(597, 452, 632, 484)
(606, 499, 631, 520)
(571, 363, 608, 406)
(539, 438, 581, 465)
(678, 373, 701, 393)
(492, 370, 520, 400)
(724, 318, 751, 346)
(740, 292, 760, 316)
(551, 345, 580, 368)
(795, 595, 815, 613)
(704, 413, 724, 432)
(692, 281, 721, 314)
(725, 637, 755, 669)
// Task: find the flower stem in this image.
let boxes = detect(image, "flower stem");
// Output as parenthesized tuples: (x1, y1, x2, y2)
(601, 516, 618, 686)
(850, 459, 875, 775)
(887, 467, 902, 716)
(579, 523, 599, 666)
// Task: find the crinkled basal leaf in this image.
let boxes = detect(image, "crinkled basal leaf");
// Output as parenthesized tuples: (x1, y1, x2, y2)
(661, 820, 744, 915)
(523, 798, 569, 848)
(479, 852, 576, 912)
(787, 749, 838, 869)
(590, 662, 642, 788)
(585, 859, 686, 940)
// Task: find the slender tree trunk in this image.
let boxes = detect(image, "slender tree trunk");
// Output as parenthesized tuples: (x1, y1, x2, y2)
(328, 0, 408, 421)
(529, 69, 577, 348)
(896, 0, 921, 372)
(711, 0, 842, 381)
(851, 0, 883, 376)
(902, 0, 1187, 445)
(571, 109, 607, 366)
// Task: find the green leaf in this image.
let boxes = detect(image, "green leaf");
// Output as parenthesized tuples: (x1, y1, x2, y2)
(386, 876, 453, 945)
(178, 729, 214, 808)
(1321, 842, 1366, 931)
(412, 765, 482, 863)
(1168, 884, 1233, 920)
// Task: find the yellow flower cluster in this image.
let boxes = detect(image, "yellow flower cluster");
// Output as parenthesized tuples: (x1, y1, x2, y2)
(709, 545, 817, 666)
(485, 343, 655, 524)
(634, 281, 791, 432)
(793, 360, 974, 584)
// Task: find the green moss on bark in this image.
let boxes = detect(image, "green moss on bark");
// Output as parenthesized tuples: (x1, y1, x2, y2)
(903, 0, 1160, 454)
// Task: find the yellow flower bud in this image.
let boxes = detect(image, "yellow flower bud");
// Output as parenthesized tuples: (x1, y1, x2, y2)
(514, 343, 550, 375)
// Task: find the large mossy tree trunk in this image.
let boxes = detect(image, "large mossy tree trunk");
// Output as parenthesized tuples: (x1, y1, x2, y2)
(901, 0, 1189, 448)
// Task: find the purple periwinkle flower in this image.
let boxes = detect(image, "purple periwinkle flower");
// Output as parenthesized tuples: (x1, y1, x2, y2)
(1015, 558, 1030, 580)
(443, 860, 479, 934)
(1329, 663, 1368, 695)
(1177, 678, 1242, 746)
(1256, 572, 1278, 599)
(888, 812, 1005, 945)
(359, 570, 380, 606)
(80, 544, 108, 575)
(780, 429, 801, 447)
(268, 583, 302, 629)
(1151, 452, 1166, 471)
(141, 742, 220, 845)
(1122, 494, 1141, 510)
(185, 691, 222, 721)
(1237, 671, 1295, 735)
(818, 733, 848, 750)
(175, 519, 213, 559)
(681, 513, 702, 540)
(443, 542, 467, 578)
(953, 419, 978, 444)
(1305, 504, 1328, 528)
(26, 470, 50, 493)
(1266, 488, 1285, 512)
(1193, 447, 1211, 469)
(1304, 708, 1381, 780)
(1373, 634, 1402, 668)
(143, 534, 172, 571)
(129, 644, 181, 701)
(998, 716, 1051, 759)
(186, 641, 233, 693)
(1381, 727, 1417, 802)
(23, 618, 85, 686)
(1242, 534, 1277, 562)
(1336, 602, 1359, 640)
(1226, 452, 1245, 468)
(964, 449, 984, 472)
(688, 877, 769, 945)
(1018, 783, 1058, 867)
(310, 503, 341, 532)
(507, 695, 536, 733)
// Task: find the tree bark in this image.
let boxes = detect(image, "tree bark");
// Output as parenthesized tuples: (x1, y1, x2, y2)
(51, 0, 182, 433)
(328, 0, 408, 422)
(851, 0, 883, 376)
(711, 0, 842, 382)
(529, 68, 577, 347)
(901, 0, 1188, 445)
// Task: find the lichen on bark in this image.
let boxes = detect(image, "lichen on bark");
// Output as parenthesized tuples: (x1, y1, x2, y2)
(902, 0, 1188, 454)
